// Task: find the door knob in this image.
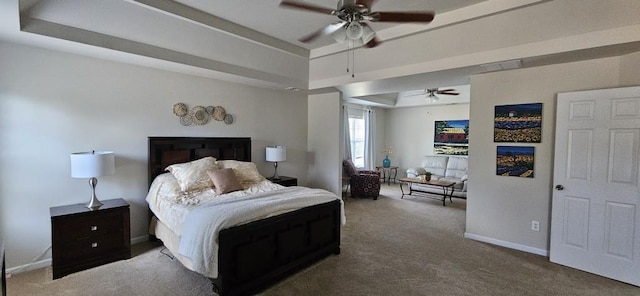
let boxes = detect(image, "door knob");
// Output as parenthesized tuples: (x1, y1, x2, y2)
(555, 185, 564, 190)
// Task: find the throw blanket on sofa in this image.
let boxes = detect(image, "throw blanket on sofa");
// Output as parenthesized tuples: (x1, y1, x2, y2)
(178, 186, 344, 278)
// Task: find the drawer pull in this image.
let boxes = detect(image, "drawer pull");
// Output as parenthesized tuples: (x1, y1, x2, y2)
(91, 242, 98, 248)
(91, 226, 98, 231)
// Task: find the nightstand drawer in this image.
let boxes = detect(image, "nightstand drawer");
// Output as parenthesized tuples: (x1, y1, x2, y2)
(54, 211, 124, 242)
(58, 232, 125, 261)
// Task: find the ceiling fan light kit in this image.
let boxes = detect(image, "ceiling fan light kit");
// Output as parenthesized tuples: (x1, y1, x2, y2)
(346, 21, 364, 40)
(279, 0, 435, 48)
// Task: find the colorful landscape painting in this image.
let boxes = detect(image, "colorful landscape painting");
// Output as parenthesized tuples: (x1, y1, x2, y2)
(434, 120, 469, 155)
(494, 103, 542, 143)
(496, 146, 535, 178)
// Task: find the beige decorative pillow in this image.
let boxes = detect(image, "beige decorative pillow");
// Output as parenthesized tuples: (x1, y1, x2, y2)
(207, 168, 243, 195)
(165, 156, 219, 192)
(218, 160, 266, 186)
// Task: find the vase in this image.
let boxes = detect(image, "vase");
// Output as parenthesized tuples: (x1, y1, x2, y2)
(382, 155, 391, 168)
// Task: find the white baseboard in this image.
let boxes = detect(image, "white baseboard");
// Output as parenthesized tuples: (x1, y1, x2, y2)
(6, 258, 52, 276)
(464, 232, 549, 257)
(131, 235, 149, 245)
(6, 236, 151, 276)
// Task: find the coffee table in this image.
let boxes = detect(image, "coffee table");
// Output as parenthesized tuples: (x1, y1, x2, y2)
(399, 177, 455, 206)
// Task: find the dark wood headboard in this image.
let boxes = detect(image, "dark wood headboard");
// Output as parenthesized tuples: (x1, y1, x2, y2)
(148, 137, 251, 187)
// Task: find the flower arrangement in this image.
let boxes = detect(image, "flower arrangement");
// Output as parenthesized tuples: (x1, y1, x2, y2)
(382, 146, 393, 156)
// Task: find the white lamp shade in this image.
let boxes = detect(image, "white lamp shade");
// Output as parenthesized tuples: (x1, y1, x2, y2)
(265, 146, 286, 162)
(70, 151, 115, 178)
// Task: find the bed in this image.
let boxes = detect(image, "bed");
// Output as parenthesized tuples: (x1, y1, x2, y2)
(146, 137, 343, 296)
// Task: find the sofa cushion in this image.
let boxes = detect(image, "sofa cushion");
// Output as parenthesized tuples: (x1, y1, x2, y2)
(438, 177, 465, 191)
(406, 167, 427, 177)
(445, 157, 468, 179)
(420, 156, 448, 176)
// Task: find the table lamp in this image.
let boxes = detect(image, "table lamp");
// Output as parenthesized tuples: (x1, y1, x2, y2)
(70, 150, 115, 210)
(265, 146, 286, 180)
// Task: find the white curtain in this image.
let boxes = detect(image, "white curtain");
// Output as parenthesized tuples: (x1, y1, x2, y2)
(364, 109, 376, 170)
(342, 105, 352, 161)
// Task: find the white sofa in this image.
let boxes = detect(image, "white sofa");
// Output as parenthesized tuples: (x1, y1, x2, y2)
(406, 155, 468, 198)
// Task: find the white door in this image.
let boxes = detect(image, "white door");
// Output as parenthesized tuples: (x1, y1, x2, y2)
(550, 86, 640, 286)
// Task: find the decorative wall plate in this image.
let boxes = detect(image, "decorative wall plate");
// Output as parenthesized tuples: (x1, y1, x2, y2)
(206, 106, 215, 115)
(190, 106, 210, 125)
(224, 114, 234, 125)
(213, 106, 226, 121)
(180, 115, 193, 126)
(173, 103, 188, 117)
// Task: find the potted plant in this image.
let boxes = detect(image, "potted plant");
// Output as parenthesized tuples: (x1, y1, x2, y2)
(422, 172, 432, 181)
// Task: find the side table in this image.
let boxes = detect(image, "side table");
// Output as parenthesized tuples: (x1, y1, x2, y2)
(1, 238, 5, 296)
(341, 176, 351, 198)
(50, 198, 131, 279)
(267, 176, 297, 187)
(376, 166, 398, 185)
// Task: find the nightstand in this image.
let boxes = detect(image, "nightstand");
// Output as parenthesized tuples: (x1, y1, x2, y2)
(1, 238, 5, 296)
(267, 176, 297, 187)
(50, 198, 131, 279)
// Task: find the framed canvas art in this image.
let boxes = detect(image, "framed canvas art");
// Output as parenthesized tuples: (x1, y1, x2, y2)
(434, 120, 469, 155)
(496, 146, 535, 178)
(494, 103, 542, 143)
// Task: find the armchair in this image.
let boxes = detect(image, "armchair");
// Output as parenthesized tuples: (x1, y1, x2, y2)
(343, 159, 381, 200)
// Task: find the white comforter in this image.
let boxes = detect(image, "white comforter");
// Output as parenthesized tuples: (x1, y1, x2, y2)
(178, 186, 342, 277)
(146, 173, 345, 278)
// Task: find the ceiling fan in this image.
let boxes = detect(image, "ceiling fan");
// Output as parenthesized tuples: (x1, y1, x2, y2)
(409, 88, 460, 102)
(279, 0, 435, 48)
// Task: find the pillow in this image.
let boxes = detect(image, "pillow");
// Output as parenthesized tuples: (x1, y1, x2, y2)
(218, 160, 266, 186)
(207, 169, 243, 195)
(165, 156, 219, 192)
(343, 159, 358, 176)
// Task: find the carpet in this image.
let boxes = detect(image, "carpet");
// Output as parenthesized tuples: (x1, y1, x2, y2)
(7, 184, 639, 295)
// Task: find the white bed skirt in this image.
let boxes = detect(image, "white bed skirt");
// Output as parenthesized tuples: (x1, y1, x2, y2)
(150, 217, 201, 276)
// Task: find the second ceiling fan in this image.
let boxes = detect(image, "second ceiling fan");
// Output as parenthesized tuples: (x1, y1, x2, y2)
(408, 88, 460, 103)
(279, 0, 435, 48)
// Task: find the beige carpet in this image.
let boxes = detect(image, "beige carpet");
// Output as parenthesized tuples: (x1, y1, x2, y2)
(7, 184, 639, 295)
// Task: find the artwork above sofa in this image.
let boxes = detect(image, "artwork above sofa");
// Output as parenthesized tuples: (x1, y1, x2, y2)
(406, 155, 468, 198)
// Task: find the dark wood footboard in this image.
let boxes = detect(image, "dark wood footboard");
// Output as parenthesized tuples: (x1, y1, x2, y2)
(214, 199, 342, 296)
(147, 137, 342, 296)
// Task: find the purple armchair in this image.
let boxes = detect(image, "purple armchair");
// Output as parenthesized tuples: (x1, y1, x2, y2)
(343, 159, 381, 200)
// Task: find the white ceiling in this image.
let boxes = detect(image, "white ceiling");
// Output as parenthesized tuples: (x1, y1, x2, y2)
(2, 0, 639, 108)
(176, 0, 485, 50)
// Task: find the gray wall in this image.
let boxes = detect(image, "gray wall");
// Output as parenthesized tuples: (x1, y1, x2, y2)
(308, 92, 341, 195)
(0, 40, 310, 271)
(465, 56, 637, 254)
(384, 104, 470, 176)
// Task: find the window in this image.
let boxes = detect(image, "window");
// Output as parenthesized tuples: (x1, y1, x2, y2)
(348, 109, 366, 168)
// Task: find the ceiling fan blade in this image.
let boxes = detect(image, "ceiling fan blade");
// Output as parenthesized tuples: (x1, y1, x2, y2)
(299, 22, 347, 43)
(439, 92, 460, 96)
(356, 0, 377, 9)
(360, 22, 380, 48)
(364, 35, 380, 48)
(436, 88, 455, 92)
(279, 1, 335, 15)
(369, 11, 435, 22)
(404, 90, 429, 97)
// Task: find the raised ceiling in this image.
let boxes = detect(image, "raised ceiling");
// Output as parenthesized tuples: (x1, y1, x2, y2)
(3, 0, 640, 108)
(174, 0, 486, 50)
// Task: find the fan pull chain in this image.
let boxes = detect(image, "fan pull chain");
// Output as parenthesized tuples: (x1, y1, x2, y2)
(346, 43, 350, 75)
(351, 46, 355, 78)
(345, 41, 355, 78)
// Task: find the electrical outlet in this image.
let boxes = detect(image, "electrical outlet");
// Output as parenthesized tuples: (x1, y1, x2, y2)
(531, 220, 540, 231)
